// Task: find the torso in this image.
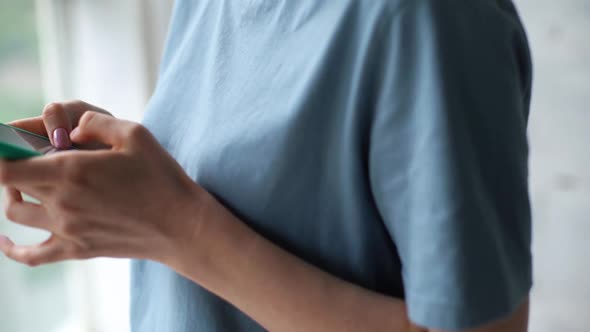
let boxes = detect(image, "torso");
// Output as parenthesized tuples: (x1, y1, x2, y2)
(133, 1, 409, 331)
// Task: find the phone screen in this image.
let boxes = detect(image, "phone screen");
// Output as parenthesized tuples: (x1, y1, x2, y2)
(0, 124, 57, 155)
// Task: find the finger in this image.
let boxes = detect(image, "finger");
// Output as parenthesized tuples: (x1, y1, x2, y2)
(52, 100, 112, 130)
(11, 185, 52, 204)
(6, 105, 113, 154)
(4, 187, 23, 203)
(0, 235, 66, 266)
(61, 101, 113, 150)
(8, 116, 47, 137)
(3, 197, 52, 231)
(0, 156, 61, 186)
(70, 111, 145, 148)
(42, 103, 72, 149)
(5, 186, 48, 205)
(5, 186, 51, 212)
(61, 100, 111, 119)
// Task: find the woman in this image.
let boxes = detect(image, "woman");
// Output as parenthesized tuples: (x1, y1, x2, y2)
(0, 0, 533, 331)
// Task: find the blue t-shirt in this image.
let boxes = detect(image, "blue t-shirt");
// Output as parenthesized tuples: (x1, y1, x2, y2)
(132, 0, 533, 330)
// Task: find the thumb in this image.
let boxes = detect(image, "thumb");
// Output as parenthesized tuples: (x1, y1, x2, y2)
(70, 111, 142, 148)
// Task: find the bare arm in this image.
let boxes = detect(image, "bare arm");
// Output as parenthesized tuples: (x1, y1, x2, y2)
(164, 189, 528, 332)
(165, 192, 413, 331)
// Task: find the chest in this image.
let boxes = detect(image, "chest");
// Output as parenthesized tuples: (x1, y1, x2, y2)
(141, 0, 396, 206)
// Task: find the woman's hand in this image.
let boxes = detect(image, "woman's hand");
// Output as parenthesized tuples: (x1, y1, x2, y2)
(9, 100, 112, 149)
(0, 111, 207, 266)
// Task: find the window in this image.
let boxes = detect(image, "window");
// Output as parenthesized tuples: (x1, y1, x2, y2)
(0, 2, 71, 331)
(0, 1, 43, 122)
(1, 1, 173, 331)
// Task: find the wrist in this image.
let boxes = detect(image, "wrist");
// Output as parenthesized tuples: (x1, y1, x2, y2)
(158, 182, 218, 276)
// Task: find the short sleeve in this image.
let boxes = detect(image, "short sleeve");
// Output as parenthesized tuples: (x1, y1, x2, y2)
(369, 1, 533, 330)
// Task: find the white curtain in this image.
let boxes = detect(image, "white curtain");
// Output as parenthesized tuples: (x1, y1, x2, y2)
(35, 1, 174, 331)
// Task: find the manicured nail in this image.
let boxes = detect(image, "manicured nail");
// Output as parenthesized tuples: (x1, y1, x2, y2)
(53, 128, 71, 149)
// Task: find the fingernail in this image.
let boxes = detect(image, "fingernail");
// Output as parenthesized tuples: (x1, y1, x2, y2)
(53, 128, 71, 149)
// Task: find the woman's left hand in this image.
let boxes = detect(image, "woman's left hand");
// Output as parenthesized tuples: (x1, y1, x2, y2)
(0, 111, 207, 266)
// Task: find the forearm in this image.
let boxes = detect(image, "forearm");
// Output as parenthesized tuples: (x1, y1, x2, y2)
(165, 193, 418, 332)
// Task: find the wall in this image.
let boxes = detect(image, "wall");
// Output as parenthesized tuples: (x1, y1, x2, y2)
(514, 0, 590, 331)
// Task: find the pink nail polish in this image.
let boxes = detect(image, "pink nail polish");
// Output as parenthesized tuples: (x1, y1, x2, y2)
(53, 128, 71, 149)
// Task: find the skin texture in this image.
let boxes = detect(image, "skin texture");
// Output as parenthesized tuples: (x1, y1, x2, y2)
(0, 102, 529, 332)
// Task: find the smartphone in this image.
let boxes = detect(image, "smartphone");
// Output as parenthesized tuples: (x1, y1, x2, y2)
(0, 123, 58, 160)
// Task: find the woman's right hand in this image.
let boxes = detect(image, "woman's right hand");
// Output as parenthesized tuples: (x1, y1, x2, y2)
(9, 100, 112, 149)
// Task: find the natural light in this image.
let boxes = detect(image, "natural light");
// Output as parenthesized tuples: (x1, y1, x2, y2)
(0, 1, 173, 331)
(0, 1, 588, 332)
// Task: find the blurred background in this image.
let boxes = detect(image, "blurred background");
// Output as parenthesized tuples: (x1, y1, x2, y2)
(0, 1, 173, 331)
(0, 0, 588, 331)
(0, 2, 67, 332)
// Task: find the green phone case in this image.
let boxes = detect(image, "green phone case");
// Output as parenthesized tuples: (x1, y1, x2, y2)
(0, 123, 45, 160)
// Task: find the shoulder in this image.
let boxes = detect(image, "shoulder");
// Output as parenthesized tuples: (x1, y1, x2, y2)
(370, 0, 530, 53)
(383, 0, 520, 16)
(375, 0, 531, 98)
(376, 0, 528, 42)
